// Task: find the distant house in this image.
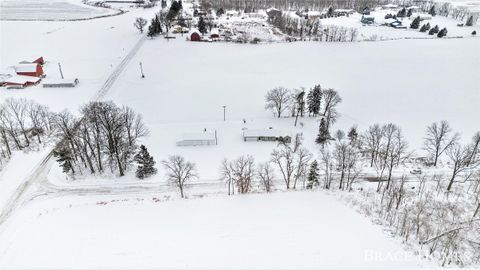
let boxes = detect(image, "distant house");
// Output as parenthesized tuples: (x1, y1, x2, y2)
(390, 20, 407, 29)
(13, 63, 43, 77)
(333, 9, 355, 17)
(361, 15, 375, 24)
(43, 78, 79, 88)
(210, 28, 220, 39)
(382, 4, 398, 10)
(176, 132, 217, 146)
(243, 129, 291, 143)
(266, 8, 282, 21)
(362, 7, 371, 15)
(410, 13, 432, 21)
(190, 32, 201, 41)
(2, 75, 41, 88)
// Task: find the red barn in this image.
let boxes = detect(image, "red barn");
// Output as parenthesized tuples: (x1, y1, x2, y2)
(14, 63, 44, 77)
(190, 32, 201, 41)
(3, 75, 41, 88)
(33, 57, 45, 65)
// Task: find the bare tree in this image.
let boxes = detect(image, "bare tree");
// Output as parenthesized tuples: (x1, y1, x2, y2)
(423, 121, 459, 166)
(220, 156, 255, 194)
(362, 124, 384, 167)
(162, 155, 198, 198)
(134, 17, 148, 33)
(257, 162, 275, 192)
(265, 87, 291, 118)
(446, 138, 480, 192)
(321, 88, 342, 129)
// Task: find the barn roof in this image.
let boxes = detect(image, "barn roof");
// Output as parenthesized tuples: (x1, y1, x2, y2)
(13, 63, 39, 73)
(3, 75, 41, 85)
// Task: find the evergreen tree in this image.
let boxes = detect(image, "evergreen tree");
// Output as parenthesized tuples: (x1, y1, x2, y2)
(327, 7, 334, 17)
(216, 8, 225, 17)
(134, 145, 157, 179)
(307, 85, 322, 116)
(410, 16, 421, 29)
(428, 25, 439, 35)
(429, 6, 436, 16)
(198, 16, 207, 34)
(397, 8, 406, 18)
(437, 27, 448, 38)
(53, 147, 74, 174)
(315, 118, 330, 145)
(407, 8, 413, 17)
(419, 24, 428, 32)
(466, 15, 474, 26)
(306, 160, 320, 189)
(347, 126, 358, 144)
(473, 30, 477, 36)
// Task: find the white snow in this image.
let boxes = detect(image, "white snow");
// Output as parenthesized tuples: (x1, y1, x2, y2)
(0, 191, 429, 269)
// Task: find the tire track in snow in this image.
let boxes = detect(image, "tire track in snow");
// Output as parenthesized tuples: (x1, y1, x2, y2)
(0, 36, 147, 227)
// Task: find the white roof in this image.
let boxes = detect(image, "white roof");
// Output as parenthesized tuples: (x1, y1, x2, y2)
(42, 78, 78, 85)
(407, 6, 420, 9)
(243, 129, 289, 138)
(178, 132, 216, 141)
(383, 4, 398, 8)
(13, 64, 38, 73)
(307, 11, 322, 16)
(211, 28, 219, 35)
(3, 75, 40, 84)
(334, 9, 354, 12)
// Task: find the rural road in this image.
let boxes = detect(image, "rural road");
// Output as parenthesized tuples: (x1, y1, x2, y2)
(0, 36, 147, 227)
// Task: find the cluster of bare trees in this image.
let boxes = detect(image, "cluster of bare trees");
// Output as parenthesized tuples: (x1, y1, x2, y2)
(0, 98, 54, 168)
(53, 101, 148, 177)
(201, 0, 384, 13)
(265, 85, 342, 129)
(269, 13, 358, 42)
(220, 135, 313, 194)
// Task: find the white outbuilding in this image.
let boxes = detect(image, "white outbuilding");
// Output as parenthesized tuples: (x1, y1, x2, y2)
(243, 128, 291, 143)
(176, 131, 217, 146)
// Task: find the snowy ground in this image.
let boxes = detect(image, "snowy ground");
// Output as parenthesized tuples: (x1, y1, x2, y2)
(0, 0, 120, 21)
(0, 191, 430, 269)
(0, 2, 479, 268)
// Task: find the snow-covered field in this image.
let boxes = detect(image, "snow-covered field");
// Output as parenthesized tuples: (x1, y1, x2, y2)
(1, 1, 480, 268)
(0, 0, 120, 21)
(0, 191, 429, 269)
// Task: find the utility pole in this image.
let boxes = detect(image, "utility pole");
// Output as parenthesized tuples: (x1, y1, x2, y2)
(222, 105, 226, 121)
(139, 62, 145, 78)
(58, 63, 64, 79)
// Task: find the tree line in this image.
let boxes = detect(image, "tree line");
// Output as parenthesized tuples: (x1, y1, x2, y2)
(0, 98, 54, 168)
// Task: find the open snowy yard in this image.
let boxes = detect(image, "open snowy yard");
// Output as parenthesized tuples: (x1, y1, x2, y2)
(0, 191, 428, 269)
(0, 0, 119, 21)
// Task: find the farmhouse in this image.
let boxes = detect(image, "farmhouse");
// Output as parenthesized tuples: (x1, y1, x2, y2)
(43, 78, 79, 88)
(361, 15, 375, 24)
(333, 9, 355, 17)
(210, 28, 220, 39)
(176, 132, 217, 146)
(243, 129, 291, 143)
(13, 63, 43, 77)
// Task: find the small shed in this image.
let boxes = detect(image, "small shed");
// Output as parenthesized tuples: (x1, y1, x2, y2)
(176, 131, 217, 146)
(243, 129, 291, 143)
(190, 32, 201, 41)
(43, 78, 79, 88)
(13, 63, 43, 77)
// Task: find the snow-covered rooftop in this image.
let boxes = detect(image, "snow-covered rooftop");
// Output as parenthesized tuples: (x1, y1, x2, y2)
(179, 132, 216, 141)
(2, 75, 41, 84)
(13, 63, 38, 72)
(243, 129, 289, 138)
